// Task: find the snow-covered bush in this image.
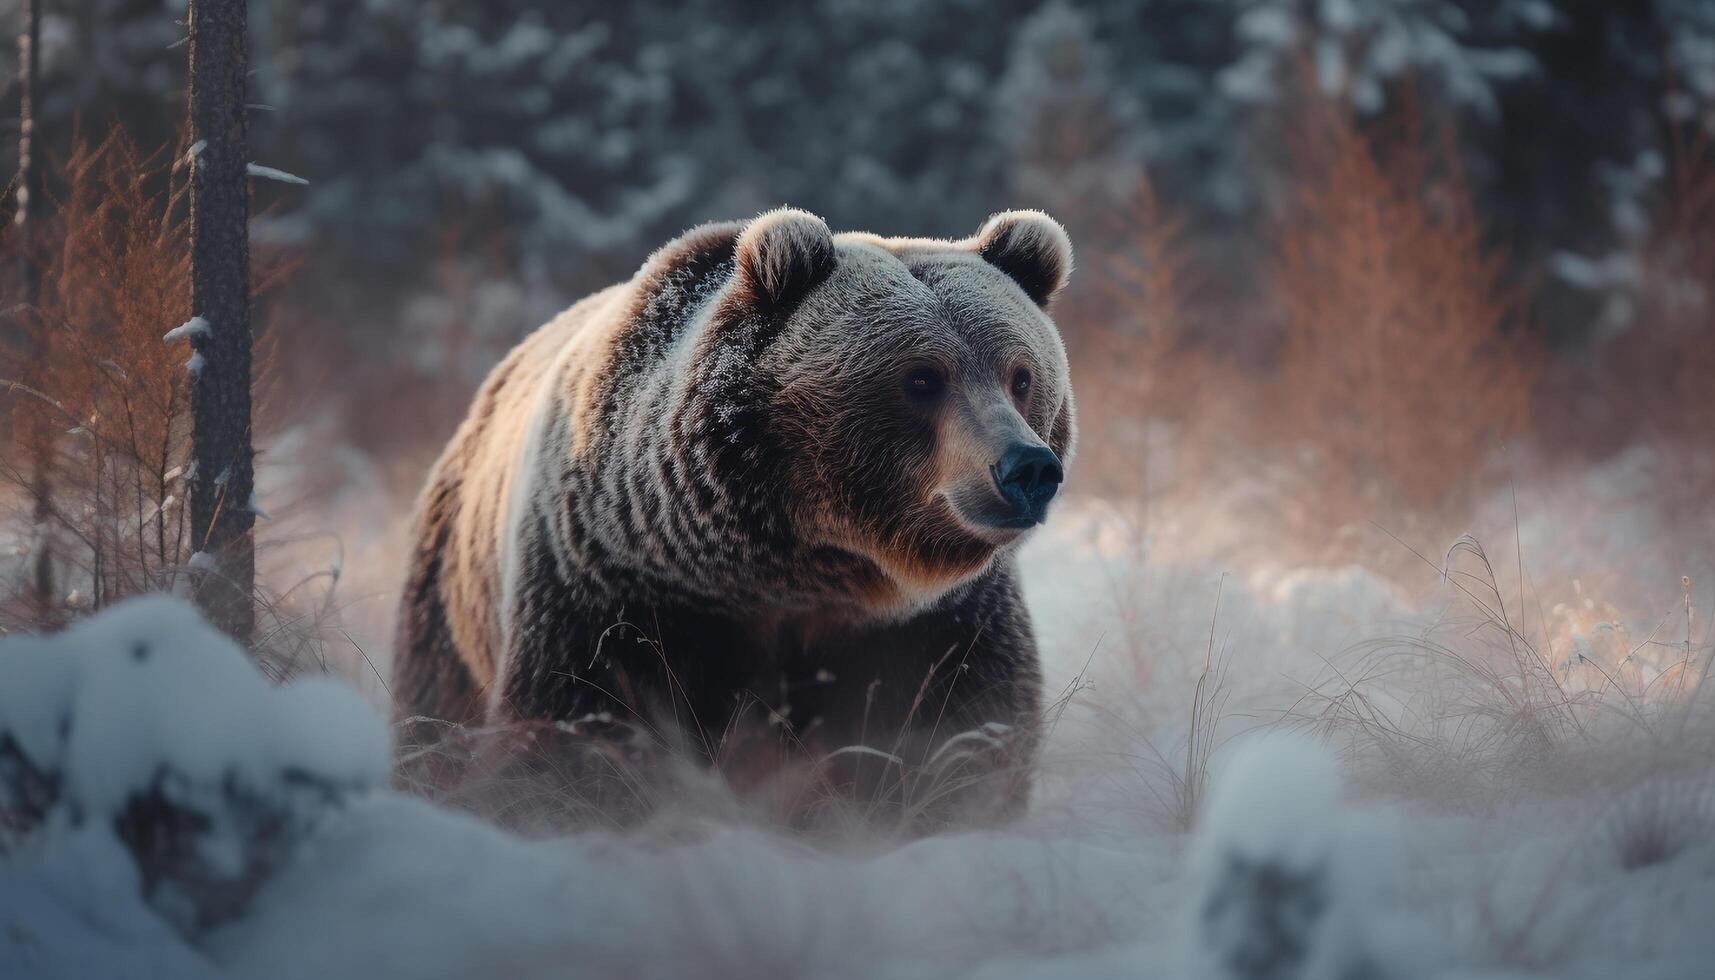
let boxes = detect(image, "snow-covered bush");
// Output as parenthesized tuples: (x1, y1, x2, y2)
(1187, 734, 1420, 980)
(0, 596, 389, 934)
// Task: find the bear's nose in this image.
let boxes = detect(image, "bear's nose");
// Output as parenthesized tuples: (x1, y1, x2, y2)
(990, 444, 1063, 525)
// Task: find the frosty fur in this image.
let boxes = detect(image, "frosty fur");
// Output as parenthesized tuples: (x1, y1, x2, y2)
(394, 207, 1076, 819)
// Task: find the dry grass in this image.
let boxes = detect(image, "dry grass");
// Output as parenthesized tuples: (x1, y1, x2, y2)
(384, 574, 1263, 840)
(1028, 576, 1243, 835)
(393, 713, 1043, 842)
(1289, 528, 1715, 803)
(1131, 577, 1238, 833)
(392, 635, 1045, 841)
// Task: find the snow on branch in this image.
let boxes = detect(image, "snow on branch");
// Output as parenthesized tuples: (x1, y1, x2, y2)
(246, 163, 309, 186)
(164, 316, 211, 342)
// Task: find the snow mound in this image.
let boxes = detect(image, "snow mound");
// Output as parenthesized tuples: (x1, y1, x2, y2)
(1188, 733, 1428, 980)
(0, 596, 389, 934)
(1, 830, 223, 979)
(7, 589, 1715, 978)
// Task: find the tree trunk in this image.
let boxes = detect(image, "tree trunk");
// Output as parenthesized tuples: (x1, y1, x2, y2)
(186, 0, 254, 643)
(16, 0, 52, 622)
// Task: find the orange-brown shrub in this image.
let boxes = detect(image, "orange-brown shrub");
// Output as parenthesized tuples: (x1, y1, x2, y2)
(0, 130, 195, 626)
(1, 127, 315, 644)
(1253, 90, 1536, 545)
(1, 128, 287, 631)
(1062, 173, 1207, 502)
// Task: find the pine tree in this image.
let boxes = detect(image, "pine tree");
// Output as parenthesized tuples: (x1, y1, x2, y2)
(185, 0, 255, 642)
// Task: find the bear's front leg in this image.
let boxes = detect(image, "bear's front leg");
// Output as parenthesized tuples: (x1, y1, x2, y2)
(900, 566, 1045, 827)
(496, 589, 632, 725)
(794, 560, 1046, 828)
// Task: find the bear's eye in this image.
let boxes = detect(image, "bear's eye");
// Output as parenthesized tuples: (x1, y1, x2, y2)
(1011, 368, 1033, 403)
(905, 367, 946, 402)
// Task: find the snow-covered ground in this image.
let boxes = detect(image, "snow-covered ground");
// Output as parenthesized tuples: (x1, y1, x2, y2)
(5, 448, 1715, 978)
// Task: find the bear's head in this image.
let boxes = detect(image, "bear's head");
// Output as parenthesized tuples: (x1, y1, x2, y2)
(721, 207, 1077, 612)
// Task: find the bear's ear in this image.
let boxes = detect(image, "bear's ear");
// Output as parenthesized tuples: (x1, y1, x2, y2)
(969, 210, 1073, 307)
(733, 208, 836, 311)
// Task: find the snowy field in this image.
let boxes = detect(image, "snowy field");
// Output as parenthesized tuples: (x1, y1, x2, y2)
(3, 1, 1712, 976)
(4, 450, 1715, 979)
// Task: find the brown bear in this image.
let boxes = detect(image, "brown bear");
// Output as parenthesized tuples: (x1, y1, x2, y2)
(394, 207, 1075, 820)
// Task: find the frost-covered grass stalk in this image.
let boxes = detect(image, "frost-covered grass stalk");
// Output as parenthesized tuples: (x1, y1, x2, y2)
(1291, 529, 1715, 802)
(394, 662, 1041, 840)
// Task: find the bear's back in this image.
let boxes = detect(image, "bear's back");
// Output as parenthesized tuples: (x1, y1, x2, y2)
(405, 283, 627, 696)
(405, 224, 745, 700)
